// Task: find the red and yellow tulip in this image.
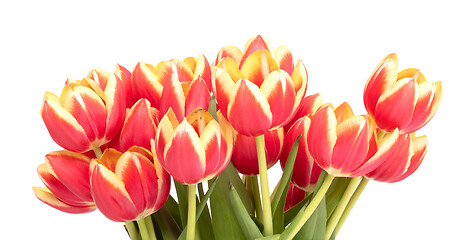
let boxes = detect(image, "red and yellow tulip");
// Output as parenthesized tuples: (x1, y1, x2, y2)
(283, 93, 323, 133)
(41, 69, 126, 153)
(231, 127, 284, 176)
(213, 35, 308, 136)
(280, 116, 322, 192)
(33, 151, 95, 214)
(363, 53, 443, 133)
(152, 108, 234, 184)
(365, 133, 427, 182)
(132, 55, 211, 112)
(307, 102, 401, 177)
(90, 146, 170, 222)
(284, 182, 306, 212)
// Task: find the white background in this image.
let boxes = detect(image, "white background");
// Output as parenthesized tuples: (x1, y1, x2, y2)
(1, 0, 463, 239)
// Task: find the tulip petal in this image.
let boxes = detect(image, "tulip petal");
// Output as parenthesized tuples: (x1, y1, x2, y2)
(119, 99, 157, 151)
(375, 78, 417, 131)
(334, 102, 354, 124)
(239, 35, 274, 68)
(227, 79, 272, 136)
(214, 63, 242, 116)
(104, 73, 126, 142)
(200, 120, 226, 179)
(116, 152, 159, 217)
(390, 135, 427, 182)
(116, 64, 135, 107)
(240, 50, 279, 87)
(260, 70, 296, 128)
(90, 162, 138, 222)
(41, 93, 91, 153)
(33, 187, 95, 214)
(160, 74, 186, 122)
(194, 54, 212, 91)
(215, 46, 243, 65)
(405, 81, 442, 133)
(276, 46, 294, 75)
(45, 151, 93, 202)
(307, 105, 337, 170)
(291, 60, 308, 104)
(185, 77, 210, 116)
(132, 62, 163, 107)
(363, 55, 398, 115)
(154, 109, 179, 164)
(163, 119, 206, 184)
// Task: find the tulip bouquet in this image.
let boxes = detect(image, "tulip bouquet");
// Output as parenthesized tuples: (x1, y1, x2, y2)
(33, 35, 442, 240)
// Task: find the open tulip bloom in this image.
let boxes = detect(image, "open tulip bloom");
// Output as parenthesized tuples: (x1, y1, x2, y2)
(33, 36, 443, 240)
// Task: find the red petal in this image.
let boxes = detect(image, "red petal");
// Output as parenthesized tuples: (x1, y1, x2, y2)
(159, 75, 186, 122)
(194, 54, 212, 91)
(390, 134, 427, 182)
(239, 35, 273, 68)
(227, 79, 272, 136)
(116, 64, 135, 107)
(119, 99, 157, 151)
(275, 46, 294, 75)
(214, 46, 243, 65)
(284, 93, 322, 133)
(33, 187, 95, 214)
(307, 105, 337, 171)
(185, 77, 210, 116)
(213, 67, 239, 116)
(240, 50, 279, 87)
(132, 62, 163, 107)
(104, 73, 126, 142)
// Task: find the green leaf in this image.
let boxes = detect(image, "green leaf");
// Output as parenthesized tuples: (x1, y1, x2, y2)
(227, 163, 253, 215)
(229, 186, 264, 239)
(283, 194, 311, 226)
(255, 234, 281, 240)
(209, 164, 247, 239)
(293, 196, 326, 240)
(174, 180, 189, 228)
(165, 195, 182, 228)
(152, 206, 182, 240)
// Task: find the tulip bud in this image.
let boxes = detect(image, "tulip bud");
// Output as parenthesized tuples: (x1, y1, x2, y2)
(41, 70, 126, 153)
(89, 146, 170, 222)
(153, 108, 234, 184)
(284, 182, 306, 212)
(365, 133, 427, 182)
(307, 102, 401, 177)
(363, 53, 442, 133)
(33, 151, 95, 214)
(231, 127, 284, 175)
(213, 35, 308, 136)
(281, 116, 322, 192)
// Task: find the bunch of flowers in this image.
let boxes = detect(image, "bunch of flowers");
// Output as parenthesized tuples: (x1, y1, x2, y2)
(33, 36, 442, 240)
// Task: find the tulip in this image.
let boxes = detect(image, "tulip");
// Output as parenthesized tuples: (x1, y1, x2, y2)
(132, 55, 211, 109)
(152, 108, 234, 184)
(33, 151, 95, 214)
(41, 70, 126, 153)
(363, 53, 443, 133)
(113, 98, 159, 152)
(307, 102, 401, 177)
(231, 127, 284, 175)
(284, 182, 306, 212)
(283, 93, 323, 133)
(89, 146, 170, 222)
(213, 35, 308, 137)
(365, 133, 427, 182)
(280, 116, 323, 192)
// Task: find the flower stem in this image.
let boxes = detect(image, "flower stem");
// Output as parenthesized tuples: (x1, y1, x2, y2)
(324, 176, 361, 240)
(136, 217, 152, 240)
(144, 216, 157, 240)
(280, 174, 335, 240)
(93, 147, 103, 159)
(256, 134, 273, 236)
(334, 177, 370, 238)
(125, 221, 138, 240)
(187, 184, 197, 240)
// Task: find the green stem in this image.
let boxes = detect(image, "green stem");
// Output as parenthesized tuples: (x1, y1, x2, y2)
(256, 134, 273, 236)
(136, 218, 151, 240)
(250, 175, 263, 222)
(280, 174, 335, 240)
(144, 215, 157, 240)
(125, 221, 138, 240)
(324, 176, 361, 240)
(93, 147, 103, 159)
(334, 177, 369, 237)
(186, 184, 197, 240)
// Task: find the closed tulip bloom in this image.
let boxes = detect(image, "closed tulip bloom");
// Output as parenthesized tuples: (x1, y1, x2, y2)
(213, 35, 308, 136)
(115, 64, 136, 107)
(132, 55, 211, 109)
(281, 116, 322, 192)
(307, 102, 401, 177)
(33, 151, 95, 214)
(363, 53, 443, 133)
(90, 146, 170, 222)
(41, 71, 126, 153)
(284, 182, 306, 212)
(114, 98, 159, 152)
(153, 108, 234, 184)
(365, 133, 427, 183)
(231, 127, 284, 175)
(283, 93, 323, 133)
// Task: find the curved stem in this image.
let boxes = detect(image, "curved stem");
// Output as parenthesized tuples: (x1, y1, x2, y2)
(256, 134, 273, 236)
(324, 176, 361, 240)
(136, 218, 151, 240)
(280, 174, 335, 240)
(334, 177, 370, 237)
(186, 184, 197, 240)
(125, 221, 138, 240)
